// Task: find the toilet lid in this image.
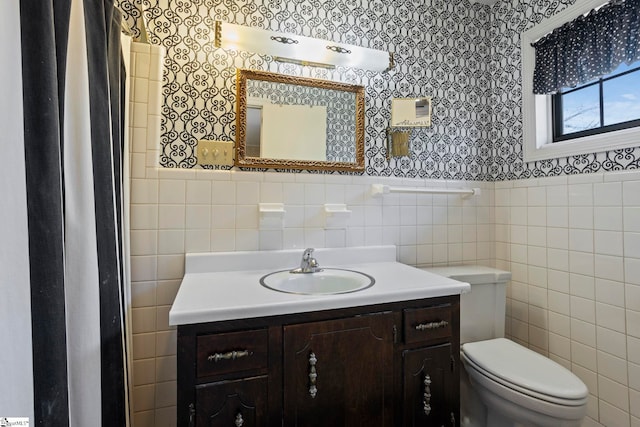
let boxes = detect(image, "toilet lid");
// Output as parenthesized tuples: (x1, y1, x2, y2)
(462, 338, 588, 401)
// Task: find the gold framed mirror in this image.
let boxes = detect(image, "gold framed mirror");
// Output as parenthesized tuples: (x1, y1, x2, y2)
(235, 69, 365, 172)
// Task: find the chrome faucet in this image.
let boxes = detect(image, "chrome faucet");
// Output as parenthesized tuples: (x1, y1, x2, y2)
(290, 248, 323, 274)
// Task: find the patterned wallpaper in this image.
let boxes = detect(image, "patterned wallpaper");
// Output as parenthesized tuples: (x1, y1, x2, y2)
(117, 0, 640, 180)
(490, 0, 640, 180)
(119, 0, 494, 179)
(247, 80, 356, 162)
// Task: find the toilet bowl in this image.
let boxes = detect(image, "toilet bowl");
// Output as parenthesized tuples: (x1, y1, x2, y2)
(462, 338, 588, 427)
(423, 266, 589, 427)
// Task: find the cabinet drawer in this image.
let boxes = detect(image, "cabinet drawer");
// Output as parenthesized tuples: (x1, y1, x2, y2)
(197, 329, 268, 378)
(404, 305, 452, 344)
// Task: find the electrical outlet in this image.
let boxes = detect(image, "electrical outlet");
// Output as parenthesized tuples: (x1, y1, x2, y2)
(197, 140, 234, 166)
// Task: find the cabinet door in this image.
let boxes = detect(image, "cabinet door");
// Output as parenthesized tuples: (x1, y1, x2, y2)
(283, 313, 395, 427)
(195, 376, 267, 427)
(403, 343, 458, 427)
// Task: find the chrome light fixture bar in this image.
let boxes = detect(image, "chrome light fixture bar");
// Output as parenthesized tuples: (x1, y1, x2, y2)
(214, 21, 393, 72)
(272, 56, 335, 70)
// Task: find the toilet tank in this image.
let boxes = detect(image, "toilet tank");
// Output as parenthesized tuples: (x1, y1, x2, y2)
(421, 266, 511, 344)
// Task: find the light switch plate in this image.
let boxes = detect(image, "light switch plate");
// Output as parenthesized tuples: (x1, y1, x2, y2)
(197, 140, 234, 166)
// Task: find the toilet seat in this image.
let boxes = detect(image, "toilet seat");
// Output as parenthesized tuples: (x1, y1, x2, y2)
(462, 338, 588, 407)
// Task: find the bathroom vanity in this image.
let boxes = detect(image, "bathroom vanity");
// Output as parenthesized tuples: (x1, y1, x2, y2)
(170, 247, 469, 427)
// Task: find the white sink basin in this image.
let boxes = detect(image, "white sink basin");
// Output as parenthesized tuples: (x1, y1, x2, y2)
(260, 268, 375, 295)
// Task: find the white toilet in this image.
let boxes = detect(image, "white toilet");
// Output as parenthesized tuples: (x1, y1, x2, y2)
(424, 266, 588, 427)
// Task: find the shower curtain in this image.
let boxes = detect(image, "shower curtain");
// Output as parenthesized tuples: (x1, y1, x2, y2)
(0, 0, 130, 425)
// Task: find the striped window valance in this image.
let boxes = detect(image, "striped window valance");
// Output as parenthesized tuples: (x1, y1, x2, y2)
(532, 0, 640, 95)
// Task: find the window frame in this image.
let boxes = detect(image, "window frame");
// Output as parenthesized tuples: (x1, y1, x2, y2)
(521, 0, 640, 162)
(552, 64, 640, 142)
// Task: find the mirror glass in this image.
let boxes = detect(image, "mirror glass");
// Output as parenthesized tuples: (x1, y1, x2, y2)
(236, 69, 365, 172)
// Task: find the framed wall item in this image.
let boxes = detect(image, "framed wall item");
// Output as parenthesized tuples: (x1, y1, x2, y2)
(235, 69, 365, 172)
(391, 97, 432, 127)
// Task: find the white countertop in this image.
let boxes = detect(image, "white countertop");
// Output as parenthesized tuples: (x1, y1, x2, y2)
(169, 246, 470, 326)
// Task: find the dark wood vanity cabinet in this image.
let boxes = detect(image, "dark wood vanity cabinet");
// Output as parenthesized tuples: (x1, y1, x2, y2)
(401, 304, 459, 427)
(402, 344, 457, 427)
(283, 313, 395, 426)
(195, 376, 268, 426)
(177, 295, 460, 427)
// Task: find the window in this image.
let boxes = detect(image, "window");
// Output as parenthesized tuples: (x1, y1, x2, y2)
(521, 0, 640, 162)
(552, 60, 640, 142)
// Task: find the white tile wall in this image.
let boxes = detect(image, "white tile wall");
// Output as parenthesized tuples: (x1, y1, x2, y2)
(129, 42, 177, 427)
(498, 171, 640, 427)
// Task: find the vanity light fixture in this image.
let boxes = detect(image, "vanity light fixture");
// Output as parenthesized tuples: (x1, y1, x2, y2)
(214, 20, 393, 72)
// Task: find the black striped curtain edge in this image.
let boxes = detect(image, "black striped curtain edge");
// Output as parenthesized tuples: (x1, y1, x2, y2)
(19, 0, 129, 424)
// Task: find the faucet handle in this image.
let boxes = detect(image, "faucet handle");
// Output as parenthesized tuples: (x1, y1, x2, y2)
(302, 248, 315, 259)
(292, 248, 322, 274)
